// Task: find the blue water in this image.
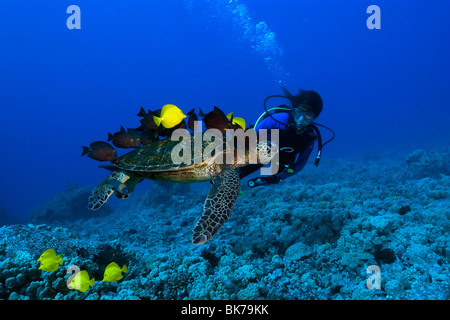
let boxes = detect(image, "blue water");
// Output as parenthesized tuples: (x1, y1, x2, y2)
(0, 0, 449, 222)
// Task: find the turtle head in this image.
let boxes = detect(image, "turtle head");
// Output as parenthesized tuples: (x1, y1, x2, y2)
(230, 140, 278, 167)
(230, 140, 278, 168)
(256, 140, 278, 164)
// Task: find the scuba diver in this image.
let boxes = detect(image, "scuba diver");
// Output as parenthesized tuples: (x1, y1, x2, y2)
(239, 88, 335, 187)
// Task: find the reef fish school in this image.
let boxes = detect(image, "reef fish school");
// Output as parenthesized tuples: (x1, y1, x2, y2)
(170, 121, 280, 176)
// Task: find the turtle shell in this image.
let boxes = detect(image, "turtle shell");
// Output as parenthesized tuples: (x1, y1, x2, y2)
(114, 137, 221, 172)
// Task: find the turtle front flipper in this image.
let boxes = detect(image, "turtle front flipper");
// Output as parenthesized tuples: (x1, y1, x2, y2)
(88, 171, 131, 210)
(192, 167, 240, 245)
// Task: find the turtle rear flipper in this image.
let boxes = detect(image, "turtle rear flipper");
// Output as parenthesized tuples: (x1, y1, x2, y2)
(192, 168, 240, 245)
(88, 171, 131, 210)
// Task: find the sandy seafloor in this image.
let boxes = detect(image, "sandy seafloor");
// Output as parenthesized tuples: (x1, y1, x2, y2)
(0, 147, 449, 300)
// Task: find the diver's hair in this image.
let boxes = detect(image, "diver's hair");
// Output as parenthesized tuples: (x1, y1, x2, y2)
(282, 88, 323, 118)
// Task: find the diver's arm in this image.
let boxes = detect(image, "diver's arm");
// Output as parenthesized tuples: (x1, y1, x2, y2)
(245, 140, 315, 186)
(276, 140, 315, 181)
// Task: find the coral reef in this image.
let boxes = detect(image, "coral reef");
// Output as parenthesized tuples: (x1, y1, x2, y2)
(405, 148, 450, 179)
(0, 148, 449, 300)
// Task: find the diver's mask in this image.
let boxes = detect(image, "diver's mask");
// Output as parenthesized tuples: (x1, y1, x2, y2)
(292, 107, 315, 128)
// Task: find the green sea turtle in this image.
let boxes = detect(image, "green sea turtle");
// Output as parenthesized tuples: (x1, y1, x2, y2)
(88, 136, 277, 245)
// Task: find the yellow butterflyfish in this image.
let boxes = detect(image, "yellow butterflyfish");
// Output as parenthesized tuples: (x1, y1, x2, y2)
(153, 104, 186, 129)
(37, 249, 63, 272)
(69, 270, 95, 293)
(226, 112, 246, 130)
(103, 262, 128, 282)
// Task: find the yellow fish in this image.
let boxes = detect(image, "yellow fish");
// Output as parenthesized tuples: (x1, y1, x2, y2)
(226, 112, 246, 130)
(37, 249, 63, 272)
(103, 262, 128, 282)
(153, 104, 186, 129)
(69, 270, 95, 293)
